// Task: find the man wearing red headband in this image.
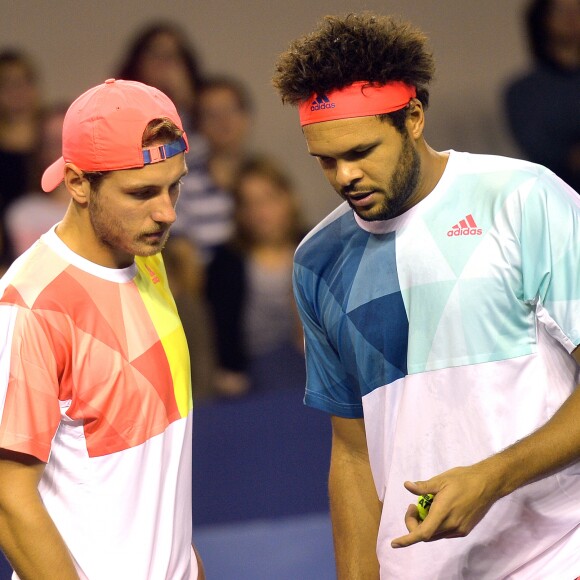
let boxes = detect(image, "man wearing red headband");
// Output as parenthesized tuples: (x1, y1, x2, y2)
(274, 13, 580, 579)
(0, 79, 204, 579)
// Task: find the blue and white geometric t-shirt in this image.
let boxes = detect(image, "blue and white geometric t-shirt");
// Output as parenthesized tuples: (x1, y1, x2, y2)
(294, 151, 580, 578)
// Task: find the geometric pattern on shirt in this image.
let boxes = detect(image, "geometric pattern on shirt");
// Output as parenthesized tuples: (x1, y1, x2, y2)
(0, 255, 189, 459)
(295, 212, 408, 396)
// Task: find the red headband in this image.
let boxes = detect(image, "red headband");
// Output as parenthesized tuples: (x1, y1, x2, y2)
(298, 81, 416, 126)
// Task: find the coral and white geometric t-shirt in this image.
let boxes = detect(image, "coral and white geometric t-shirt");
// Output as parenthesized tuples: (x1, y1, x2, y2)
(294, 151, 580, 578)
(0, 226, 196, 580)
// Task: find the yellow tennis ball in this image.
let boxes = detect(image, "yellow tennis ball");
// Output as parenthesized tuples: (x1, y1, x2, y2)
(417, 493, 434, 521)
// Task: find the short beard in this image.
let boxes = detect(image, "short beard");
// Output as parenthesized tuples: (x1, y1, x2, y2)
(358, 134, 421, 222)
(88, 191, 127, 252)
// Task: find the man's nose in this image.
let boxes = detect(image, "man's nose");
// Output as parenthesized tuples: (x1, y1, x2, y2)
(335, 160, 363, 188)
(152, 191, 177, 224)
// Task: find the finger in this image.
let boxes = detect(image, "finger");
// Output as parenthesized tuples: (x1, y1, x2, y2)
(392, 525, 451, 548)
(391, 528, 423, 549)
(403, 480, 425, 495)
(392, 505, 432, 548)
(403, 504, 421, 533)
(392, 502, 447, 548)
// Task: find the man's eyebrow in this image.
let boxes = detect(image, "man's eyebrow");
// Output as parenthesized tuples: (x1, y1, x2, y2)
(309, 142, 379, 158)
(121, 170, 189, 193)
(169, 170, 188, 186)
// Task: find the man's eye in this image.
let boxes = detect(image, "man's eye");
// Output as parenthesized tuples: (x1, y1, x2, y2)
(130, 190, 154, 199)
(347, 148, 371, 160)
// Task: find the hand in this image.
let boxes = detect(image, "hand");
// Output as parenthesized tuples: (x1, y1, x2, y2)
(390, 463, 502, 548)
(212, 369, 250, 398)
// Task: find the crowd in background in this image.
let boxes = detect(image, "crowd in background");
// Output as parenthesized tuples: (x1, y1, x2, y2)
(0, 21, 307, 402)
(0, 0, 578, 402)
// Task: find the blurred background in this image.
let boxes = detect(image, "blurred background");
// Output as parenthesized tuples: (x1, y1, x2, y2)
(1, 0, 577, 578)
(1, 0, 531, 224)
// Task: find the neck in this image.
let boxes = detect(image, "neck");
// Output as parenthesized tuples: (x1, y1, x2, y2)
(57, 208, 132, 269)
(398, 139, 448, 215)
(417, 141, 449, 197)
(0, 115, 38, 151)
(251, 244, 295, 268)
(549, 44, 580, 71)
(209, 153, 244, 189)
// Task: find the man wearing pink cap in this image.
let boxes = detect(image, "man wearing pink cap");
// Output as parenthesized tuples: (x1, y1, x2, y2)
(0, 79, 204, 579)
(273, 13, 580, 579)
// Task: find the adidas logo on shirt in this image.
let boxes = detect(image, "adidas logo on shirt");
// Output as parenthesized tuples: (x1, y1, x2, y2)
(447, 214, 482, 237)
(146, 265, 160, 284)
(310, 95, 336, 111)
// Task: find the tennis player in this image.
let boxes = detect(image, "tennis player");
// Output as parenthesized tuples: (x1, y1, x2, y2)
(0, 79, 203, 579)
(273, 12, 580, 578)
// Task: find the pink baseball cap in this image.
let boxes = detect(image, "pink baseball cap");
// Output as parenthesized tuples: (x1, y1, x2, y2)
(41, 78, 189, 192)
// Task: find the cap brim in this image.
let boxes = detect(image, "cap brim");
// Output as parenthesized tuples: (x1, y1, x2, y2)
(41, 157, 66, 192)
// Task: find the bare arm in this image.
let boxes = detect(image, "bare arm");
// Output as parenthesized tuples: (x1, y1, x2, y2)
(192, 543, 205, 580)
(0, 450, 79, 580)
(329, 416, 382, 579)
(392, 347, 580, 548)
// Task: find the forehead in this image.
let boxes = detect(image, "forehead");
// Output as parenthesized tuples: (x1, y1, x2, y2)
(145, 32, 181, 53)
(105, 152, 187, 188)
(240, 172, 282, 193)
(303, 115, 394, 155)
(0, 62, 33, 82)
(200, 86, 241, 109)
(201, 85, 234, 100)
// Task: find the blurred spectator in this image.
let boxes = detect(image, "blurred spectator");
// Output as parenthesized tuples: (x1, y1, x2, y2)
(206, 156, 307, 398)
(171, 154, 234, 264)
(0, 49, 43, 266)
(198, 75, 253, 191)
(5, 104, 69, 256)
(116, 22, 204, 147)
(504, 0, 580, 192)
(163, 235, 216, 401)
(116, 22, 234, 262)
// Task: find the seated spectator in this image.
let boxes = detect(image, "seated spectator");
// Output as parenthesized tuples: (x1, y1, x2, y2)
(0, 49, 43, 266)
(5, 104, 69, 256)
(116, 23, 234, 262)
(198, 75, 253, 191)
(206, 156, 307, 398)
(504, 0, 580, 192)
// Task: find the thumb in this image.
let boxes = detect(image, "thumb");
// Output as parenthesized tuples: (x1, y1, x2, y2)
(403, 480, 432, 496)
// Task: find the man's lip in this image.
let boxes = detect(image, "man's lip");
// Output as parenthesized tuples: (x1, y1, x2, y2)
(347, 191, 376, 206)
(346, 191, 374, 200)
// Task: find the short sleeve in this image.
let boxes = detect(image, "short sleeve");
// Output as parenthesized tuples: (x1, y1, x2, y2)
(520, 170, 580, 350)
(0, 303, 62, 461)
(293, 262, 363, 418)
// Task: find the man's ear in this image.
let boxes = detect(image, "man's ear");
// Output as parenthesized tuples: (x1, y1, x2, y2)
(406, 98, 425, 140)
(64, 163, 91, 204)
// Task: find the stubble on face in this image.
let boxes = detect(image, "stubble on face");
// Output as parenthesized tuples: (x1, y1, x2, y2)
(349, 133, 421, 222)
(88, 190, 170, 262)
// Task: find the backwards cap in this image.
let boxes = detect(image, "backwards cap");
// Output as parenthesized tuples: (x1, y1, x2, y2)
(298, 81, 416, 126)
(41, 78, 189, 192)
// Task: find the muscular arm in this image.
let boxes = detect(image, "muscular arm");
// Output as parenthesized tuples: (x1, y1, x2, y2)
(0, 450, 79, 580)
(392, 347, 580, 548)
(329, 416, 382, 579)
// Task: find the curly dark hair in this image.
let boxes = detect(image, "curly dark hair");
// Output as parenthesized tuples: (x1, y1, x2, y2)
(272, 12, 435, 110)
